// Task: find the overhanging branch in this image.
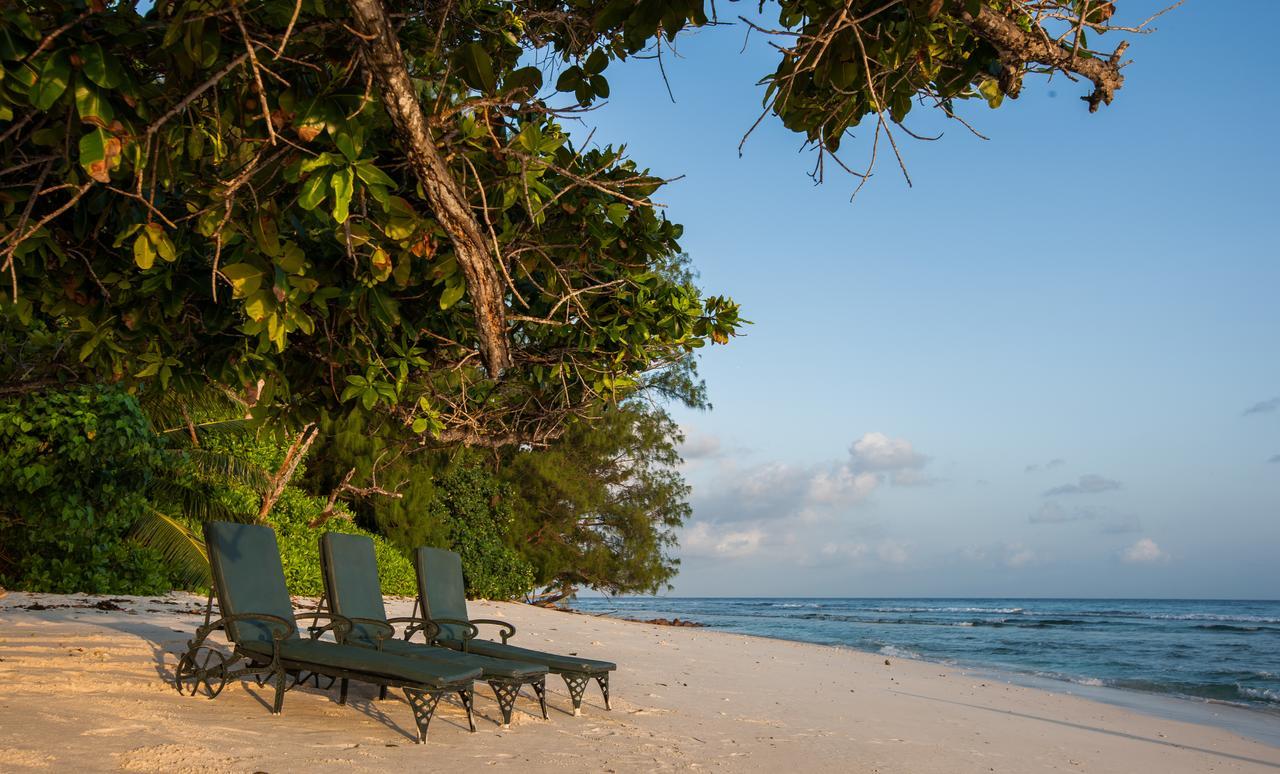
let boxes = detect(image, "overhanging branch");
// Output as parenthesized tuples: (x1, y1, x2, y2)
(344, 0, 513, 376)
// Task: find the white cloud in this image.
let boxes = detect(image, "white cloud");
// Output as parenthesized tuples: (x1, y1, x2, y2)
(958, 542, 1040, 568)
(678, 427, 723, 461)
(681, 523, 766, 559)
(1004, 544, 1036, 568)
(807, 466, 880, 504)
(1122, 538, 1168, 564)
(849, 432, 930, 473)
(876, 540, 910, 565)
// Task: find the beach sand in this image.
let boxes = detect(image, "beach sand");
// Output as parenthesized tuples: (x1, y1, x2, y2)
(1, 592, 1276, 773)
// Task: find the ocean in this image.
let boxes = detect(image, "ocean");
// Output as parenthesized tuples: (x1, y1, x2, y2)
(566, 597, 1280, 715)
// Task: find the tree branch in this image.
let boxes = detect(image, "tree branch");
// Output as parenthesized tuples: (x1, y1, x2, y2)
(963, 4, 1126, 112)
(345, 0, 513, 376)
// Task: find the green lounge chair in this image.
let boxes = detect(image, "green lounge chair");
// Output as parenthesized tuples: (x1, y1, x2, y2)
(317, 532, 551, 726)
(174, 521, 481, 743)
(413, 546, 616, 715)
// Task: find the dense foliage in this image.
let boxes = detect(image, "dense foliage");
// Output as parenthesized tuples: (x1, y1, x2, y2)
(196, 428, 418, 596)
(503, 402, 690, 597)
(0, 386, 414, 595)
(427, 465, 535, 600)
(0, 0, 1143, 448)
(0, 388, 174, 593)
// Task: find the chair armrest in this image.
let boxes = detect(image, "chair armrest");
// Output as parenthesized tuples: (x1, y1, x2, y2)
(469, 618, 517, 644)
(344, 617, 395, 649)
(417, 617, 480, 643)
(193, 612, 293, 645)
(386, 616, 442, 643)
(295, 611, 354, 640)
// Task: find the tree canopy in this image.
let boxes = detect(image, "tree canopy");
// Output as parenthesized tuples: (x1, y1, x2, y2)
(0, 0, 1151, 446)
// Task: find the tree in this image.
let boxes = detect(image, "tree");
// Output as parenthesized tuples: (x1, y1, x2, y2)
(0, 0, 1153, 448)
(502, 401, 691, 599)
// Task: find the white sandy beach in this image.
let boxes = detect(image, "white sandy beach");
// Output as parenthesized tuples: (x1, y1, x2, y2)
(1, 591, 1277, 773)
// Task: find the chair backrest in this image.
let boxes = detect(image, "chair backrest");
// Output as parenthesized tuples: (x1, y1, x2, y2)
(204, 521, 298, 644)
(320, 532, 389, 644)
(413, 547, 470, 641)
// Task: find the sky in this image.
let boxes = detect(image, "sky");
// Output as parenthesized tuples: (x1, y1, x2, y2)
(568, 1, 1280, 598)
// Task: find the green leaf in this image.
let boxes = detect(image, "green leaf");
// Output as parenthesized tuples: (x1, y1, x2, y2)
(146, 224, 177, 262)
(31, 52, 70, 110)
(354, 161, 395, 188)
(333, 130, 358, 162)
(592, 75, 610, 99)
(74, 80, 114, 126)
(330, 167, 354, 223)
(79, 43, 123, 89)
(298, 171, 329, 210)
(277, 243, 305, 274)
(455, 42, 495, 93)
(132, 233, 155, 270)
(78, 127, 121, 183)
(585, 48, 609, 75)
(504, 66, 543, 94)
(606, 202, 628, 225)
(555, 66, 583, 92)
(220, 263, 265, 298)
(244, 290, 273, 322)
(439, 276, 466, 310)
(252, 215, 282, 257)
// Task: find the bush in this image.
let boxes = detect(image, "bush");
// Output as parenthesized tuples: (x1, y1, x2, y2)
(201, 432, 416, 597)
(0, 388, 175, 594)
(429, 466, 535, 600)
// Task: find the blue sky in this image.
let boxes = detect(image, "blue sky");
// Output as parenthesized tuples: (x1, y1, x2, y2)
(572, 2, 1279, 598)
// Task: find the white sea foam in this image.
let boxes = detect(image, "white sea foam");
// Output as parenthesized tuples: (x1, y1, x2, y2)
(878, 645, 921, 660)
(1237, 685, 1280, 703)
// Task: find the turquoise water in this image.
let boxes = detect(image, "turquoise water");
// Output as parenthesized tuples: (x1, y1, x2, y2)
(567, 597, 1280, 713)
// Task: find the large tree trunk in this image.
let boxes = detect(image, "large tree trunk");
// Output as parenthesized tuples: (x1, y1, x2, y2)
(345, 0, 512, 376)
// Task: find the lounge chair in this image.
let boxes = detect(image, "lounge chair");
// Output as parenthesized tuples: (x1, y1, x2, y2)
(174, 521, 481, 743)
(317, 532, 550, 726)
(413, 546, 616, 715)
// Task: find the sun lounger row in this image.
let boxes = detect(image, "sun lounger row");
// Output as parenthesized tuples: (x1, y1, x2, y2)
(173, 521, 614, 743)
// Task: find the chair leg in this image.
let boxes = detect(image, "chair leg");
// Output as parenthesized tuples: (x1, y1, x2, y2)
(563, 673, 590, 716)
(338, 678, 349, 705)
(531, 677, 549, 720)
(458, 686, 477, 732)
(271, 668, 287, 715)
(378, 685, 388, 701)
(404, 688, 443, 744)
(489, 680, 519, 727)
(596, 674, 611, 710)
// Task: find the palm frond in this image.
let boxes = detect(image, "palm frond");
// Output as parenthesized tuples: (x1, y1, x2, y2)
(132, 508, 211, 588)
(181, 448, 271, 492)
(140, 388, 247, 437)
(147, 479, 253, 524)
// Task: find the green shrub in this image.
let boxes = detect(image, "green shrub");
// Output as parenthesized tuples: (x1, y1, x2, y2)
(268, 487, 416, 596)
(200, 432, 416, 597)
(429, 465, 535, 600)
(0, 388, 175, 594)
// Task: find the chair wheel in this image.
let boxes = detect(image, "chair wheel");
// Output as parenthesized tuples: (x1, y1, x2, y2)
(175, 645, 231, 698)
